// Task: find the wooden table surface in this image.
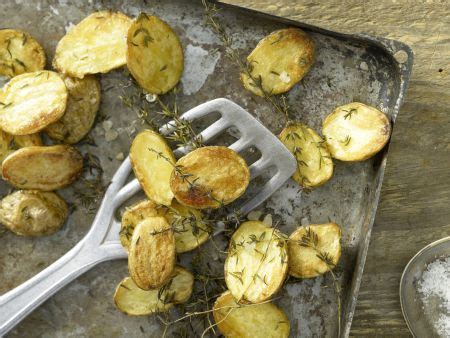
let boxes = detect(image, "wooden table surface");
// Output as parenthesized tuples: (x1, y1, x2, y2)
(224, 1, 450, 336)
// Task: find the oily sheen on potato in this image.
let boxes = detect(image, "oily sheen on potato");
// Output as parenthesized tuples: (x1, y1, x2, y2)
(322, 102, 391, 161)
(114, 266, 194, 316)
(53, 11, 132, 78)
(0, 29, 46, 78)
(0, 71, 68, 135)
(170, 146, 250, 209)
(2, 145, 83, 191)
(241, 28, 315, 96)
(225, 221, 288, 303)
(213, 291, 290, 338)
(127, 13, 183, 95)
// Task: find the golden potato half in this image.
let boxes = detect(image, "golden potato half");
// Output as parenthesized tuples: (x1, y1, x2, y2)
(225, 221, 288, 303)
(0, 29, 45, 78)
(128, 216, 176, 290)
(127, 13, 183, 95)
(0, 71, 68, 135)
(170, 146, 250, 209)
(241, 28, 314, 97)
(45, 75, 101, 144)
(0, 190, 68, 236)
(213, 291, 290, 338)
(322, 102, 391, 161)
(0, 131, 42, 163)
(288, 223, 341, 278)
(130, 130, 175, 206)
(2, 145, 83, 191)
(53, 11, 132, 78)
(279, 122, 333, 188)
(114, 266, 194, 316)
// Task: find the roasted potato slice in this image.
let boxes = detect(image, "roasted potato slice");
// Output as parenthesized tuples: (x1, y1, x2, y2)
(225, 221, 288, 303)
(0, 190, 68, 236)
(288, 223, 341, 278)
(0, 131, 42, 163)
(2, 145, 83, 191)
(170, 146, 250, 209)
(0, 130, 14, 162)
(130, 130, 175, 206)
(322, 102, 391, 161)
(241, 28, 314, 97)
(114, 266, 194, 316)
(279, 122, 333, 188)
(0, 71, 68, 135)
(128, 216, 176, 290)
(13, 133, 42, 147)
(0, 29, 45, 78)
(127, 13, 183, 95)
(45, 75, 101, 144)
(213, 291, 290, 338)
(53, 11, 132, 78)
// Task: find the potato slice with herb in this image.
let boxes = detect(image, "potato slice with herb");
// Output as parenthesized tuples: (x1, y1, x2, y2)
(170, 146, 250, 209)
(0, 29, 45, 78)
(0, 71, 68, 135)
(213, 291, 290, 338)
(130, 130, 175, 206)
(279, 122, 333, 188)
(0, 190, 68, 236)
(127, 13, 183, 95)
(225, 221, 288, 304)
(288, 223, 341, 278)
(53, 11, 132, 78)
(2, 145, 83, 190)
(45, 75, 101, 144)
(241, 28, 314, 97)
(114, 266, 194, 316)
(0, 131, 43, 163)
(128, 216, 176, 290)
(322, 102, 391, 161)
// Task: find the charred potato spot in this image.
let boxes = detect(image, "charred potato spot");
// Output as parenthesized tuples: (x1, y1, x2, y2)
(0, 29, 45, 78)
(0, 190, 68, 236)
(127, 13, 183, 95)
(322, 102, 391, 161)
(128, 216, 176, 290)
(279, 122, 333, 188)
(2, 145, 83, 191)
(45, 75, 101, 144)
(288, 223, 341, 279)
(0, 71, 68, 135)
(241, 28, 314, 97)
(130, 130, 175, 206)
(114, 266, 193, 316)
(213, 291, 290, 338)
(170, 146, 250, 209)
(53, 11, 132, 78)
(224, 221, 288, 304)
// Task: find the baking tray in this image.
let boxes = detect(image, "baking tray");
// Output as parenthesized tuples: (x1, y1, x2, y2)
(0, 0, 413, 337)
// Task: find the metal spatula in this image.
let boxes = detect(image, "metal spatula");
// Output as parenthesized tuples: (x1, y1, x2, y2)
(0, 98, 296, 335)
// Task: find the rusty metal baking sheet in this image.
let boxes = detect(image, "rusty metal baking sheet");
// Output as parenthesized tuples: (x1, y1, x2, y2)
(0, 0, 412, 337)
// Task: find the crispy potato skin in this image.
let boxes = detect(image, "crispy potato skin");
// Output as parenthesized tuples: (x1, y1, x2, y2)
(130, 130, 175, 206)
(53, 11, 132, 78)
(288, 223, 341, 278)
(224, 221, 288, 304)
(0, 190, 67, 236)
(279, 122, 333, 188)
(170, 146, 250, 209)
(127, 13, 183, 95)
(241, 28, 314, 96)
(0, 71, 68, 135)
(45, 75, 101, 144)
(322, 102, 391, 161)
(128, 216, 176, 290)
(0, 29, 46, 78)
(114, 266, 194, 316)
(213, 291, 290, 338)
(2, 145, 83, 191)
